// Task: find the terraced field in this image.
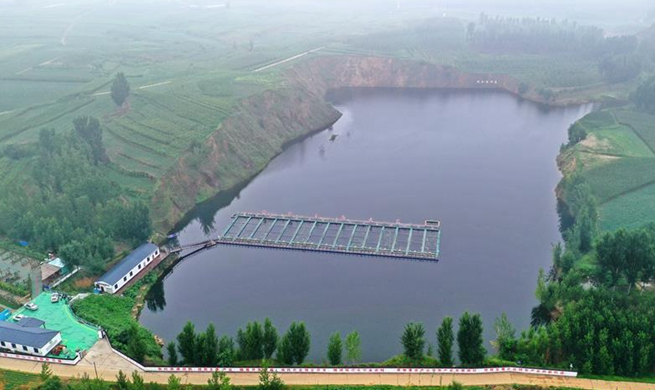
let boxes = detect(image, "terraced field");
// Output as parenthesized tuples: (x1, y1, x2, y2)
(1, 0, 440, 213)
(565, 109, 655, 230)
(0, 0, 642, 233)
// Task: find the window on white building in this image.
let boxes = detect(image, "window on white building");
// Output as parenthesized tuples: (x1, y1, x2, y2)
(22, 345, 27, 351)
(33, 347, 39, 353)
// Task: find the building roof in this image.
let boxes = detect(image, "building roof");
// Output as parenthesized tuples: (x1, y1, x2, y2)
(96, 243, 158, 286)
(48, 258, 65, 269)
(0, 321, 59, 349)
(17, 317, 45, 328)
(41, 264, 60, 281)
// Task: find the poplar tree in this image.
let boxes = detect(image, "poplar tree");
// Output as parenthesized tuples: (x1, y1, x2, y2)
(287, 322, 310, 365)
(327, 332, 343, 365)
(201, 323, 219, 366)
(262, 318, 278, 359)
(177, 321, 197, 365)
(345, 331, 362, 364)
(401, 322, 426, 361)
(111, 72, 130, 107)
(437, 317, 454, 366)
(167, 341, 178, 366)
(457, 312, 486, 366)
(218, 336, 235, 366)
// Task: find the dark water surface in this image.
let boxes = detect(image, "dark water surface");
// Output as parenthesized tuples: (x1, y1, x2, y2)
(140, 89, 591, 362)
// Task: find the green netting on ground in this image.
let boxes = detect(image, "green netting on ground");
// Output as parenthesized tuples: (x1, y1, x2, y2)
(10, 292, 98, 359)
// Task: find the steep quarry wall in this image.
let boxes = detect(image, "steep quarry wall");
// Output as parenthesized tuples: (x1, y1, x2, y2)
(289, 56, 520, 96)
(152, 56, 522, 231)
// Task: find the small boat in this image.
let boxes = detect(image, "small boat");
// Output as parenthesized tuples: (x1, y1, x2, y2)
(167, 233, 178, 239)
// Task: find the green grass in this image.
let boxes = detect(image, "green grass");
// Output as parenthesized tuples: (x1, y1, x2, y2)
(72, 294, 162, 362)
(0, 0, 646, 235)
(565, 108, 655, 231)
(580, 373, 655, 384)
(599, 183, 655, 231)
(583, 157, 655, 203)
(614, 110, 655, 153)
(588, 124, 653, 157)
(0, 369, 39, 390)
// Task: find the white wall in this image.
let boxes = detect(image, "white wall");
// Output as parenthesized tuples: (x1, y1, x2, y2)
(0, 332, 61, 357)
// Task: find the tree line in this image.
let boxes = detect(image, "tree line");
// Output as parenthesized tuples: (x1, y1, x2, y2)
(0, 116, 151, 273)
(158, 312, 490, 368)
(513, 104, 655, 376)
(466, 14, 647, 83)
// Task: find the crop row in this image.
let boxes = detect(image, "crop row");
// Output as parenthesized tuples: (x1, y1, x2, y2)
(614, 110, 655, 153)
(584, 157, 655, 203)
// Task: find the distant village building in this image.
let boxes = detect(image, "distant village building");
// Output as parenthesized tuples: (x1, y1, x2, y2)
(0, 320, 61, 356)
(94, 243, 160, 294)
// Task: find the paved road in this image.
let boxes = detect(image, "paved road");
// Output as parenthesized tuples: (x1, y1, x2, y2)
(1, 340, 654, 389)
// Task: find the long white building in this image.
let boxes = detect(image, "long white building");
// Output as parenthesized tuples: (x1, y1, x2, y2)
(94, 243, 160, 294)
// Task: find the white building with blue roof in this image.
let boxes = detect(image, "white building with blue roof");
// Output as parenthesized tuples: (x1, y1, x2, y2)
(94, 243, 160, 294)
(0, 320, 61, 356)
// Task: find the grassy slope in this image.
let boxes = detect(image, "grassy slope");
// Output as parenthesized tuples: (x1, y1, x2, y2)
(561, 109, 655, 231)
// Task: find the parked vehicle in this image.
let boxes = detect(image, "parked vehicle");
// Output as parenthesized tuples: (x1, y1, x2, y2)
(24, 302, 38, 311)
(13, 314, 25, 321)
(50, 293, 59, 303)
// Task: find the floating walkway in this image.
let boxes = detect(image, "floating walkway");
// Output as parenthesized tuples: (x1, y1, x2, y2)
(217, 212, 441, 261)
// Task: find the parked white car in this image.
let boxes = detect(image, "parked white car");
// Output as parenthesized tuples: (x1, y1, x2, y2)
(24, 302, 38, 311)
(13, 314, 25, 321)
(51, 293, 59, 303)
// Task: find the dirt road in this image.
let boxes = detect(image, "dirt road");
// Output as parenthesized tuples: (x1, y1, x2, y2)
(1, 340, 653, 389)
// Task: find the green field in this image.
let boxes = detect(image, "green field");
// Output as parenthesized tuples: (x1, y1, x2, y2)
(0, 0, 649, 234)
(565, 109, 655, 230)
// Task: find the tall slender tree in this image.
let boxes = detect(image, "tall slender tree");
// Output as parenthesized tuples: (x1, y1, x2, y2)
(437, 317, 454, 366)
(167, 341, 178, 366)
(401, 322, 426, 361)
(327, 332, 343, 365)
(177, 321, 197, 365)
(111, 72, 130, 107)
(286, 322, 310, 365)
(345, 331, 362, 364)
(457, 312, 486, 366)
(218, 336, 235, 366)
(201, 323, 219, 366)
(262, 318, 278, 359)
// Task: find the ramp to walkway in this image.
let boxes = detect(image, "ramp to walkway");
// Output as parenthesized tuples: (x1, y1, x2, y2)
(219, 212, 441, 261)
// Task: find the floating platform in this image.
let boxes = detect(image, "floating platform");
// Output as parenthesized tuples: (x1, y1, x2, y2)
(218, 212, 441, 261)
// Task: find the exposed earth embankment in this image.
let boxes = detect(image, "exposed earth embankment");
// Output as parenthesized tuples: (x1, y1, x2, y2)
(152, 56, 530, 230)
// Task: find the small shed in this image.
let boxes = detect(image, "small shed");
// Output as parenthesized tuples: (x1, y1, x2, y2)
(41, 257, 68, 286)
